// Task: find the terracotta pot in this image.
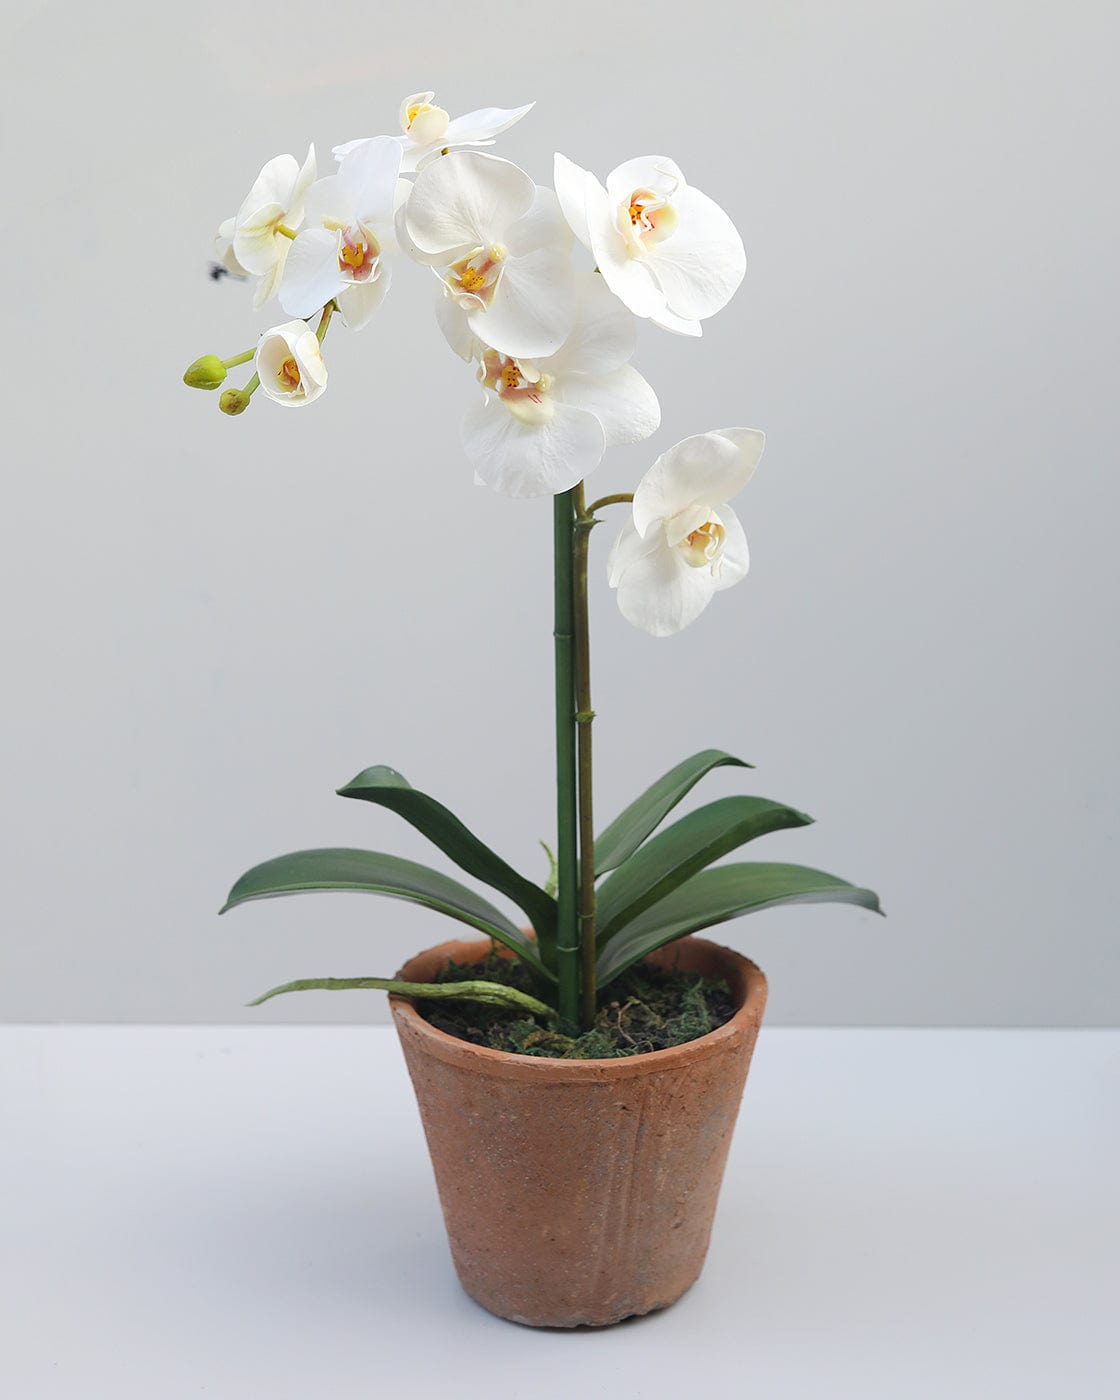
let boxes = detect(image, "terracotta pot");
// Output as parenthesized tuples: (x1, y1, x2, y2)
(390, 934, 767, 1328)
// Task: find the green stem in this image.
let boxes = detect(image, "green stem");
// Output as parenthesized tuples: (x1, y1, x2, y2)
(221, 348, 256, 369)
(573, 484, 598, 1029)
(585, 492, 634, 515)
(248, 976, 555, 1019)
(316, 301, 335, 342)
(553, 490, 580, 1030)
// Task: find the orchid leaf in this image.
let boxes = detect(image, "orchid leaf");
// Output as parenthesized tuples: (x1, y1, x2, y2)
(337, 766, 556, 950)
(594, 750, 753, 876)
(596, 862, 883, 987)
(596, 796, 813, 944)
(248, 976, 556, 1020)
(221, 847, 554, 981)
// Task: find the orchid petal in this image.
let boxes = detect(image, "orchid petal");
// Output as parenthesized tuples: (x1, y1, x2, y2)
(613, 529, 716, 636)
(405, 152, 535, 259)
(650, 305, 703, 337)
(238, 154, 298, 223)
(441, 102, 535, 147)
(607, 516, 661, 588)
(337, 269, 391, 330)
(554, 152, 593, 249)
(339, 135, 403, 226)
(605, 155, 686, 210)
(554, 365, 660, 447)
(548, 272, 635, 376)
(502, 187, 573, 258)
(287, 145, 317, 227)
(633, 430, 764, 537)
(585, 174, 667, 320)
(710, 504, 750, 591)
(434, 290, 482, 361)
(279, 228, 343, 318)
(644, 184, 745, 320)
(462, 397, 605, 498)
(468, 243, 576, 359)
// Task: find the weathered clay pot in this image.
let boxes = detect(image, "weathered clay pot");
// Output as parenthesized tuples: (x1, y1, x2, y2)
(390, 934, 767, 1328)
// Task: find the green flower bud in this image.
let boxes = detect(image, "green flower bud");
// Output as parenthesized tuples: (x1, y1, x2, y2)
(219, 387, 251, 416)
(183, 355, 228, 390)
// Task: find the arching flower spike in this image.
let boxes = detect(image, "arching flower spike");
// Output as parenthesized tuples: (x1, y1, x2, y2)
(608, 428, 764, 635)
(459, 272, 661, 498)
(335, 92, 534, 173)
(403, 151, 576, 360)
(555, 153, 745, 337)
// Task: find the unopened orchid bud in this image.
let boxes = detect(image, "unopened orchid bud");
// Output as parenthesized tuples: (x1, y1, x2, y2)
(219, 387, 252, 416)
(183, 355, 228, 390)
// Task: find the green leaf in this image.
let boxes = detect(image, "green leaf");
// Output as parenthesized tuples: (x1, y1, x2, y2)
(247, 976, 555, 1020)
(337, 766, 557, 950)
(596, 862, 883, 987)
(595, 796, 814, 944)
(594, 749, 753, 876)
(220, 847, 554, 981)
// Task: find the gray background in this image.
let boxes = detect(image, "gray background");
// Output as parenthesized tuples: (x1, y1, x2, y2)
(2, 0, 1116, 1026)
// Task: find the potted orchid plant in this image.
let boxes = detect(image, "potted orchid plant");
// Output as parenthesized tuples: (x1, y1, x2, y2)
(184, 91, 881, 1327)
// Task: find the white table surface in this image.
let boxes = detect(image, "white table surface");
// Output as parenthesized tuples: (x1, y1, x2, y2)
(2, 1026, 1116, 1399)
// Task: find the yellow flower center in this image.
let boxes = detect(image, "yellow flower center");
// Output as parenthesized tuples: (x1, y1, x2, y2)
(680, 519, 726, 568)
(620, 185, 679, 252)
(444, 245, 508, 307)
(277, 357, 301, 391)
(480, 350, 554, 426)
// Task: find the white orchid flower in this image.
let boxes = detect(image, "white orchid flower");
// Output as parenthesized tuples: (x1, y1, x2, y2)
(554, 153, 745, 337)
(231, 147, 316, 308)
(403, 151, 576, 360)
(459, 272, 661, 498)
(608, 428, 764, 635)
(255, 320, 328, 408)
(279, 138, 407, 331)
(334, 92, 534, 173)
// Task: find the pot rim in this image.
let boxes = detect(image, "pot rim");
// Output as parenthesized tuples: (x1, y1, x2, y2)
(389, 934, 768, 1082)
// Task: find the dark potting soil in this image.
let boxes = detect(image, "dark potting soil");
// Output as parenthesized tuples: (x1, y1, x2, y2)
(417, 946, 736, 1058)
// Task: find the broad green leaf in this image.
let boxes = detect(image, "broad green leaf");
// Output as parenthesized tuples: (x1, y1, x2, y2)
(337, 766, 557, 950)
(594, 750, 753, 876)
(595, 796, 813, 944)
(221, 847, 554, 981)
(596, 862, 882, 987)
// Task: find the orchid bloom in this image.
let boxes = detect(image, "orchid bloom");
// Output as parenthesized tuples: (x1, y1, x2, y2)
(402, 151, 576, 360)
(280, 138, 407, 330)
(255, 320, 328, 408)
(554, 153, 745, 337)
(459, 272, 660, 498)
(231, 147, 316, 308)
(608, 429, 764, 635)
(334, 92, 534, 173)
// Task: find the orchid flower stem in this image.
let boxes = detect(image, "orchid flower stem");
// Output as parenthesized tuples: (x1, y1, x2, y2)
(573, 483, 598, 1030)
(222, 348, 256, 369)
(316, 301, 336, 343)
(553, 490, 580, 1031)
(585, 492, 634, 515)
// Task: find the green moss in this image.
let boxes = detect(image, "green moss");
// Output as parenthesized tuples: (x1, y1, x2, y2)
(418, 947, 736, 1058)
